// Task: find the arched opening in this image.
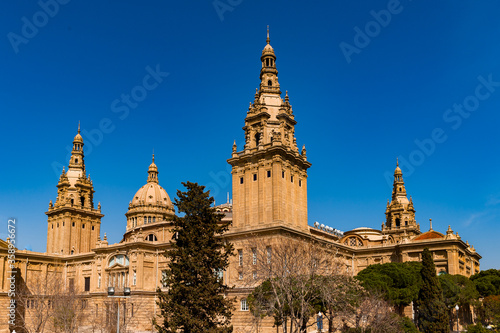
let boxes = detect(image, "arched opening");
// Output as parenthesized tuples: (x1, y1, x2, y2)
(266, 58, 269, 66)
(145, 234, 158, 242)
(255, 133, 261, 146)
(80, 196, 85, 207)
(75, 158, 78, 164)
(395, 218, 401, 227)
(268, 80, 272, 87)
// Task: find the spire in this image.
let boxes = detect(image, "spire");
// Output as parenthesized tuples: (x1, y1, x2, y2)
(260, 26, 280, 94)
(392, 159, 406, 200)
(147, 154, 159, 183)
(69, 124, 85, 170)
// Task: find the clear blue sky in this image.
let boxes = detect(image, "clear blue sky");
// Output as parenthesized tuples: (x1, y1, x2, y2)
(1, 1, 499, 269)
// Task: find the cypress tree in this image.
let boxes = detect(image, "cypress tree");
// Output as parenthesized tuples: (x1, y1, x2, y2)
(417, 248, 449, 333)
(154, 181, 234, 333)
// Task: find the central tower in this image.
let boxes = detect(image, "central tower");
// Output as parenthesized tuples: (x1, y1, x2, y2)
(228, 29, 311, 231)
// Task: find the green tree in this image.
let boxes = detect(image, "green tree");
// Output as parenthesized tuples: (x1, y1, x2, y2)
(154, 182, 234, 333)
(470, 269, 500, 297)
(439, 273, 479, 327)
(482, 295, 500, 327)
(356, 262, 422, 315)
(416, 248, 449, 333)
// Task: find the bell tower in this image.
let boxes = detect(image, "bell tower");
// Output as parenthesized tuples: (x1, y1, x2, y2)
(382, 159, 420, 240)
(46, 124, 103, 255)
(228, 28, 311, 231)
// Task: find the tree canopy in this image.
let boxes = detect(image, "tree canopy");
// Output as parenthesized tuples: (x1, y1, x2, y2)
(470, 269, 500, 298)
(356, 262, 422, 313)
(439, 273, 479, 308)
(154, 182, 234, 333)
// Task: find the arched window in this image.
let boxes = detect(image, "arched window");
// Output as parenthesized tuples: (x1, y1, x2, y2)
(145, 234, 158, 242)
(108, 254, 129, 267)
(255, 133, 260, 146)
(268, 80, 272, 86)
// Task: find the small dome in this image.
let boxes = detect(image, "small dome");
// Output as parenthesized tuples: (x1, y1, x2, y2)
(74, 132, 83, 143)
(262, 43, 274, 55)
(74, 122, 84, 143)
(149, 160, 158, 172)
(394, 158, 402, 175)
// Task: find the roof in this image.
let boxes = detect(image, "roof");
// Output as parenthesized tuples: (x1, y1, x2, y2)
(413, 230, 445, 241)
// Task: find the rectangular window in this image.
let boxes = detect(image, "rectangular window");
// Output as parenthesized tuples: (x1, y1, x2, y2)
(253, 174, 257, 181)
(161, 270, 168, 288)
(238, 249, 243, 266)
(133, 271, 137, 286)
(98, 274, 101, 288)
(215, 269, 224, 282)
(92, 225, 95, 230)
(241, 298, 249, 311)
(282, 171, 285, 178)
(144, 217, 147, 224)
(291, 175, 294, 182)
(267, 170, 271, 178)
(240, 177, 244, 184)
(252, 248, 257, 265)
(153, 217, 156, 223)
(266, 246, 272, 264)
(82, 224, 85, 229)
(69, 278, 74, 292)
(299, 179, 302, 187)
(253, 271, 257, 280)
(239, 272, 243, 280)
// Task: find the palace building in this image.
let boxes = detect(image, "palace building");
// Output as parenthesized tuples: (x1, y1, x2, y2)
(0, 31, 481, 333)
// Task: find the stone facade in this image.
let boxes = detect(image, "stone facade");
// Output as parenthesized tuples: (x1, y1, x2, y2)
(0, 31, 481, 333)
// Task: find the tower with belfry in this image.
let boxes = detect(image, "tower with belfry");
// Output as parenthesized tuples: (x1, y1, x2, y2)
(228, 27, 311, 232)
(46, 124, 103, 255)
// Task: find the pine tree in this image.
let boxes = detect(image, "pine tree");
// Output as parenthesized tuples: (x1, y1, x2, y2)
(417, 248, 450, 333)
(154, 181, 234, 333)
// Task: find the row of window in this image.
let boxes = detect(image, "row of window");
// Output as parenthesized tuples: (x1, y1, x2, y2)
(239, 172, 302, 186)
(26, 298, 88, 309)
(238, 246, 272, 266)
(51, 222, 94, 230)
(238, 271, 258, 280)
(130, 216, 158, 228)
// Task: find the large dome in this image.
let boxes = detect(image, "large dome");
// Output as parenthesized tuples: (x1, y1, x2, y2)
(125, 155, 175, 232)
(131, 182, 172, 208)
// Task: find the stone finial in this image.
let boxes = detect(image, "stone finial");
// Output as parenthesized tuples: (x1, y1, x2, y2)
(429, 218, 433, 231)
(232, 140, 237, 153)
(447, 225, 453, 235)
